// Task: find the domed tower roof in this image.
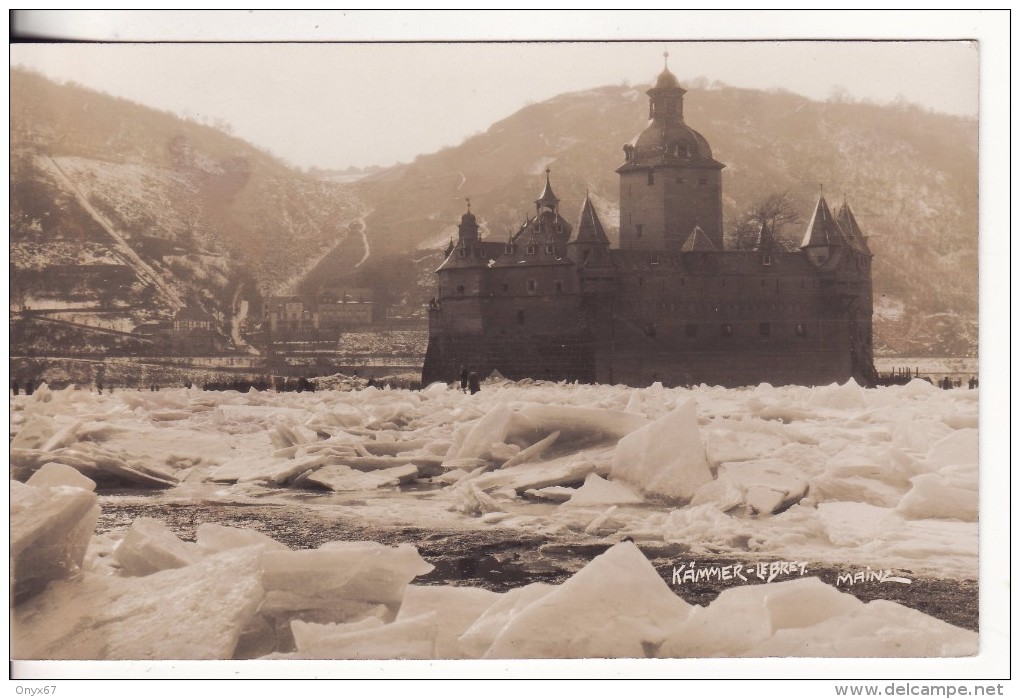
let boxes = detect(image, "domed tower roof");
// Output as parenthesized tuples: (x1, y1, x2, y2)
(457, 197, 480, 243)
(618, 53, 724, 173)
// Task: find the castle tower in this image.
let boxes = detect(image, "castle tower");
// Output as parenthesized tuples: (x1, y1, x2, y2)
(617, 54, 725, 251)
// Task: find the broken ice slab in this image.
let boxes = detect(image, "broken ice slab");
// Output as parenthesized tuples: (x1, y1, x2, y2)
(522, 485, 576, 502)
(10, 480, 101, 605)
(511, 403, 651, 445)
(484, 542, 693, 658)
(445, 402, 514, 462)
(561, 473, 644, 507)
(500, 430, 560, 469)
(301, 464, 419, 492)
(260, 541, 434, 614)
(611, 398, 712, 503)
(896, 472, 977, 522)
(470, 449, 611, 494)
(699, 460, 810, 516)
(287, 612, 438, 659)
(195, 523, 290, 554)
(212, 453, 345, 486)
(113, 517, 202, 576)
(26, 462, 96, 491)
(269, 422, 320, 449)
(395, 585, 501, 659)
(10, 445, 177, 489)
(738, 595, 977, 657)
(457, 583, 556, 658)
(658, 576, 864, 658)
(340, 454, 444, 477)
(358, 439, 433, 456)
(449, 482, 505, 515)
(12, 547, 264, 660)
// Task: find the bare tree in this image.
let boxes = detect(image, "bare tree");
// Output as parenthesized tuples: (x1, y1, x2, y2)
(730, 192, 801, 251)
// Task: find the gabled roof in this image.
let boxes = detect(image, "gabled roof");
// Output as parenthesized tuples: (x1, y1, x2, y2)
(835, 201, 872, 255)
(571, 194, 610, 245)
(801, 194, 852, 249)
(681, 225, 718, 252)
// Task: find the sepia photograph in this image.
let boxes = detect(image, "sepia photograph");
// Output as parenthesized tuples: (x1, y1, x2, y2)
(7, 10, 1007, 686)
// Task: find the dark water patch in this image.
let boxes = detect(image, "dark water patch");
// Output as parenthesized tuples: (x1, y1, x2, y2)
(95, 500, 978, 633)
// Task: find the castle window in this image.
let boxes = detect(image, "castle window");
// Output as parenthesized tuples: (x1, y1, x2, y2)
(795, 323, 807, 337)
(721, 323, 733, 337)
(685, 323, 698, 338)
(506, 243, 515, 254)
(762, 254, 772, 266)
(526, 244, 536, 255)
(636, 224, 643, 238)
(502, 283, 509, 293)
(556, 224, 562, 233)
(650, 254, 660, 265)
(759, 322, 771, 337)
(458, 247, 466, 258)
(456, 285, 465, 295)
(699, 178, 707, 185)
(545, 244, 555, 254)
(761, 279, 766, 287)
(517, 309, 525, 325)
(555, 280, 563, 294)
(648, 170, 655, 186)
(527, 279, 537, 292)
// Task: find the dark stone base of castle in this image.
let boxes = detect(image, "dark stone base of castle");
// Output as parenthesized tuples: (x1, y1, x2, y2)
(596, 349, 866, 389)
(422, 334, 597, 386)
(424, 334, 874, 389)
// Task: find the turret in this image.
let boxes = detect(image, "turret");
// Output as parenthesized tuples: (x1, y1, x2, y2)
(801, 191, 852, 268)
(457, 199, 479, 244)
(568, 193, 611, 265)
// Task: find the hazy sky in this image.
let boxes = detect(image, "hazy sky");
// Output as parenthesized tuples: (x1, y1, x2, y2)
(10, 13, 984, 170)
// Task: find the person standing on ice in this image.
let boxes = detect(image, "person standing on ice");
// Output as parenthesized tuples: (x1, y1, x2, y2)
(468, 371, 480, 395)
(460, 367, 469, 393)
(12, 380, 19, 395)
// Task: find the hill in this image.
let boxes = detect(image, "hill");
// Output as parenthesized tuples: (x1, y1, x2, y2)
(10, 68, 366, 351)
(347, 81, 978, 357)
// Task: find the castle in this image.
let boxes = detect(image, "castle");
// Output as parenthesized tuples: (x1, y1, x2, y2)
(423, 61, 877, 388)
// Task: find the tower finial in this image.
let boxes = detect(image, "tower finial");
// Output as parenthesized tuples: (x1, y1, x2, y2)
(465, 196, 471, 212)
(819, 183, 824, 197)
(663, 50, 669, 69)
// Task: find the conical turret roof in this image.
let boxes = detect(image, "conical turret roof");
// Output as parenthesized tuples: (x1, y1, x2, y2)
(681, 225, 717, 252)
(572, 194, 610, 245)
(801, 194, 852, 249)
(835, 200, 872, 255)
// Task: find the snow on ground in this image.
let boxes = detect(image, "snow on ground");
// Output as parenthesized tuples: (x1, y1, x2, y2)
(9, 376, 979, 659)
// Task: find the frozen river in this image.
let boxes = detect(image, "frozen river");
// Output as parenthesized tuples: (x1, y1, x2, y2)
(10, 376, 983, 661)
